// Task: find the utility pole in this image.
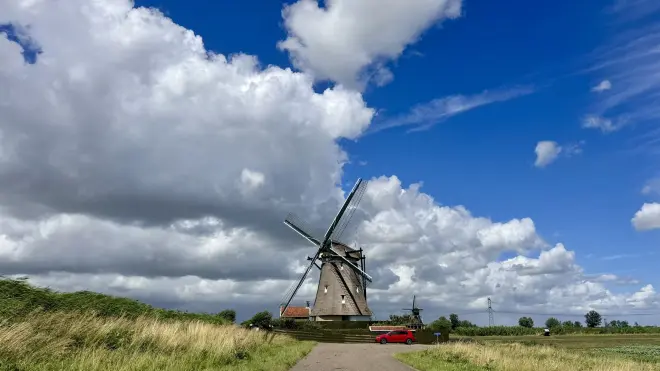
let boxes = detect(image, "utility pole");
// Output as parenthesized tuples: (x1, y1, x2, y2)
(487, 297, 494, 326)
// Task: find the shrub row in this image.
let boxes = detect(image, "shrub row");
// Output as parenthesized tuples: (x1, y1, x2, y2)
(0, 277, 228, 325)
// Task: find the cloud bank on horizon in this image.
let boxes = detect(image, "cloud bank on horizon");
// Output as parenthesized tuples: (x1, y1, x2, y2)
(0, 0, 658, 323)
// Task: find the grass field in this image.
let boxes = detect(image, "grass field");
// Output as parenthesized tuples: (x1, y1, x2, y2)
(396, 335, 660, 370)
(0, 310, 315, 371)
(0, 278, 315, 371)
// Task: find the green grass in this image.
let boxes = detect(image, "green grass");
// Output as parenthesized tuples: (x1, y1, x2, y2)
(396, 341, 660, 371)
(452, 334, 660, 349)
(0, 278, 315, 370)
(595, 345, 660, 363)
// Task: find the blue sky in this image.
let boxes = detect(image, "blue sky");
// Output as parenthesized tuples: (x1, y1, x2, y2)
(130, 0, 658, 287)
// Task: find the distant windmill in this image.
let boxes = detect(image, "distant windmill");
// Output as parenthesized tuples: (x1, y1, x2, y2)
(280, 178, 373, 321)
(402, 295, 424, 329)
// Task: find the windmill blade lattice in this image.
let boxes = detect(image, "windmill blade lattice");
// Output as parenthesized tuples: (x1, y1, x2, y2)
(330, 179, 368, 245)
(284, 212, 324, 244)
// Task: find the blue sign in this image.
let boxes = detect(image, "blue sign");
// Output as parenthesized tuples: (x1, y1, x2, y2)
(433, 332, 442, 336)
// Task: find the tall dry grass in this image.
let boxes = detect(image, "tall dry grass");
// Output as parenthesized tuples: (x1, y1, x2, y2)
(396, 341, 660, 371)
(0, 311, 314, 371)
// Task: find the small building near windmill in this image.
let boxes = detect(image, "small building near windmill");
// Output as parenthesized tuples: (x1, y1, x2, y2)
(279, 302, 312, 321)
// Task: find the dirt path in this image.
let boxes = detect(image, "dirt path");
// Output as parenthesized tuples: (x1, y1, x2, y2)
(289, 343, 429, 371)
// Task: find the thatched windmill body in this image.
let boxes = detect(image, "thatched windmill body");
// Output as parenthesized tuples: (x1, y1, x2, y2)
(280, 178, 373, 321)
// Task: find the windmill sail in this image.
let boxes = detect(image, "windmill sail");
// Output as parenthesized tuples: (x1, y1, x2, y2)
(280, 247, 322, 316)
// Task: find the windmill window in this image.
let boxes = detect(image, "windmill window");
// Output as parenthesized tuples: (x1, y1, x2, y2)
(341, 295, 345, 304)
(324, 285, 328, 294)
(340, 262, 344, 270)
(356, 286, 360, 292)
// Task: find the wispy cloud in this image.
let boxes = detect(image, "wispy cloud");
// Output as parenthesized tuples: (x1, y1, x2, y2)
(368, 86, 534, 134)
(606, 0, 660, 23)
(581, 115, 629, 133)
(585, 273, 639, 285)
(601, 253, 642, 261)
(641, 177, 660, 196)
(583, 5, 660, 137)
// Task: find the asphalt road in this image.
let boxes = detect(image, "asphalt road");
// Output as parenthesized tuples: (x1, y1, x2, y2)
(289, 343, 429, 371)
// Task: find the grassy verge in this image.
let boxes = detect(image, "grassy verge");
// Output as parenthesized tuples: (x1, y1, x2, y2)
(0, 310, 314, 371)
(395, 341, 660, 371)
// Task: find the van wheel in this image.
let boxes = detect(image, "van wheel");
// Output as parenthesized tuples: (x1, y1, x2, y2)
(405, 339, 413, 345)
(380, 339, 387, 344)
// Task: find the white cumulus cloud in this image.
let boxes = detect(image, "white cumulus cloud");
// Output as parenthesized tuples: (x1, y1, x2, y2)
(278, 0, 463, 89)
(591, 80, 612, 92)
(534, 141, 562, 168)
(632, 203, 660, 231)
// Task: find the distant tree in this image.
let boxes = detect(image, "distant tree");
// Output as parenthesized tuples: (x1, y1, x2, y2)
(545, 317, 561, 328)
(242, 310, 272, 329)
(634, 321, 640, 327)
(608, 320, 629, 328)
(430, 316, 452, 332)
(518, 317, 534, 328)
(573, 321, 582, 328)
(217, 309, 236, 323)
(459, 320, 477, 328)
(584, 310, 602, 328)
(562, 320, 574, 327)
(389, 314, 414, 325)
(450, 313, 460, 330)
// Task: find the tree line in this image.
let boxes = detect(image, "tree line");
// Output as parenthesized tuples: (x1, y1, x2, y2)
(518, 310, 640, 329)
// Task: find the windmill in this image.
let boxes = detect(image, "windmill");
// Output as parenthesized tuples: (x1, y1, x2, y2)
(280, 178, 373, 321)
(402, 295, 424, 329)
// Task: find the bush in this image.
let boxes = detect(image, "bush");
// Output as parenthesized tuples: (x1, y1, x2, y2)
(545, 317, 561, 328)
(518, 317, 534, 328)
(217, 309, 236, 323)
(0, 277, 228, 326)
(242, 311, 272, 329)
(429, 316, 452, 332)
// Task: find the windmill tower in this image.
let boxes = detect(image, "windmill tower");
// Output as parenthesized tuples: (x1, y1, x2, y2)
(280, 178, 373, 321)
(402, 295, 424, 329)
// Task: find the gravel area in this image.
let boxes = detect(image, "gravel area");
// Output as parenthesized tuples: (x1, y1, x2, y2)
(289, 343, 429, 371)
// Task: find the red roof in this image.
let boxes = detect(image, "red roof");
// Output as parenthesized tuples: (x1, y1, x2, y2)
(369, 325, 413, 332)
(280, 306, 310, 318)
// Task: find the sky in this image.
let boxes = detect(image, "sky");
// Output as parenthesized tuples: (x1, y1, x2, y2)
(0, 0, 659, 326)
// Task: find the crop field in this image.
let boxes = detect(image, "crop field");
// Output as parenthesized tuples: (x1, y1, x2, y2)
(397, 341, 660, 370)
(454, 333, 660, 349)
(396, 335, 660, 370)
